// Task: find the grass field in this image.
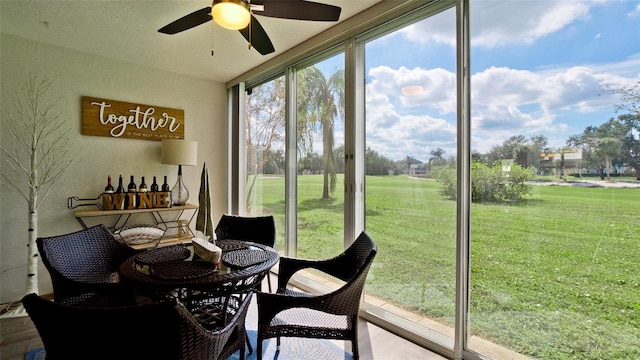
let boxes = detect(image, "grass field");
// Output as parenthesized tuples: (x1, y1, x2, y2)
(249, 174, 640, 359)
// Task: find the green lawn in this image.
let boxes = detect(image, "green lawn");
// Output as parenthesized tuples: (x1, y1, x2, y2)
(250, 174, 640, 359)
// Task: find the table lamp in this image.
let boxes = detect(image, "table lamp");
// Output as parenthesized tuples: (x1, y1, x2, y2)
(161, 139, 198, 206)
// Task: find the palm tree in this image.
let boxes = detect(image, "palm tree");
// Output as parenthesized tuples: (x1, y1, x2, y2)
(297, 66, 344, 199)
(429, 148, 446, 169)
(596, 137, 622, 181)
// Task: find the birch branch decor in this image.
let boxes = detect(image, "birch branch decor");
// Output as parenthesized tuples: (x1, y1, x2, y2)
(0, 76, 81, 308)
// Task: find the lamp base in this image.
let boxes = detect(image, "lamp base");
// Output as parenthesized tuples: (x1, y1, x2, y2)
(171, 165, 189, 206)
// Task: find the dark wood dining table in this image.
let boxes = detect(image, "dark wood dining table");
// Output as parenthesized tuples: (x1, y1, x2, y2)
(118, 239, 279, 319)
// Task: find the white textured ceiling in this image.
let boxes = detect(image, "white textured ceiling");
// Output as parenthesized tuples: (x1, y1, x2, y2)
(0, 0, 380, 82)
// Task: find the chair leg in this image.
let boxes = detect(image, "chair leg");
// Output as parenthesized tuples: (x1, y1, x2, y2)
(352, 340, 359, 360)
(246, 331, 253, 354)
(352, 316, 359, 360)
(257, 336, 263, 360)
(267, 274, 272, 293)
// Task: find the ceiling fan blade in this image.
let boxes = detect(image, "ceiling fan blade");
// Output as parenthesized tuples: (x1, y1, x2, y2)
(239, 15, 275, 55)
(158, 7, 212, 34)
(252, 0, 341, 21)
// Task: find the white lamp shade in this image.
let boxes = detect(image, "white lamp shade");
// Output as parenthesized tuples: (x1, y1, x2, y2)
(161, 139, 198, 166)
(212, 0, 251, 30)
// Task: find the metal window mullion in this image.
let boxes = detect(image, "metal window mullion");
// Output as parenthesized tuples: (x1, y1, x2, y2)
(343, 39, 356, 245)
(353, 38, 366, 239)
(237, 82, 247, 215)
(284, 67, 298, 257)
(454, 0, 471, 359)
(228, 85, 242, 215)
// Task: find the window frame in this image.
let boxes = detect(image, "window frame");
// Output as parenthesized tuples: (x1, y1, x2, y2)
(228, 1, 477, 358)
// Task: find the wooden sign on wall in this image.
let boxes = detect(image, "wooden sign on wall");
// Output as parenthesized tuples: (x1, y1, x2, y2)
(82, 96, 185, 141)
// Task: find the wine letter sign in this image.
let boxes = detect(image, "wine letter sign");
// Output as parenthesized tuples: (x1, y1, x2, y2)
(82, 96, 185, 141)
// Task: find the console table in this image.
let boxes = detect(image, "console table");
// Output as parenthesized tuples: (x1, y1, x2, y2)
(73, 203, 198, 249)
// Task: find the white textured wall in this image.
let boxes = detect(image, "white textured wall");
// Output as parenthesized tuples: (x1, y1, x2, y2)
(0, 33, 228, 303)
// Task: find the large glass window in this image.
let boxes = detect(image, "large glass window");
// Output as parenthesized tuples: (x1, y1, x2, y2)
(245, 76, 286, 251)
(362, 6, 458, 344)
(295, 54, 346, 259)
(469, 1, 640, 359)
(234, 0, 639, 358)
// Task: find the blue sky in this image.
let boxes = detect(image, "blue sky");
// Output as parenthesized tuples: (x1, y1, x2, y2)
(357, 0, 640, 162)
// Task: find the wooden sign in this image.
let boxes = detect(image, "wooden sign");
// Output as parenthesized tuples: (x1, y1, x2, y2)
(102, 192, 171, 210)
(82, 96, 185, 141)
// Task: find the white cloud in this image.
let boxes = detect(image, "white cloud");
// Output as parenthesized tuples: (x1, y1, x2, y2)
(401, 1, 596, 48)
(400, 7, 456, 46)
(467, 64, 625, 120)
(589, 53, 640, 78)
(358, 1, 637, 159)
(365, 70, 457, 161)
(364, 58, 638, 157)
(628, 3, 640, 17)
(368, 66, 457, 114)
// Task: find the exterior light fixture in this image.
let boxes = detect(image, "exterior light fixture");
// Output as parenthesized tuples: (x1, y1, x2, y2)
(212, 0, 251, 30)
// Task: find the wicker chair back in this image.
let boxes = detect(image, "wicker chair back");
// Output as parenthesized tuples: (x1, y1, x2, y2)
(214, 214, 276, 248)
(36, 224, 140, 305)
(215, 214, 277, 292)
(256, 231, 377, 360)
(22, 291, 253, 360)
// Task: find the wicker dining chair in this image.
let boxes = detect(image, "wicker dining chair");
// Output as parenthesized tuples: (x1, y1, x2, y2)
(215, 214, 276, 292)
(36, 224, 142, 306)
(256, 231, 377, 360)
(22, 291, 253, 360)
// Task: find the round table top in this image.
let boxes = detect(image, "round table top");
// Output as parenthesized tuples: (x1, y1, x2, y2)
(118, 240, 279, 290)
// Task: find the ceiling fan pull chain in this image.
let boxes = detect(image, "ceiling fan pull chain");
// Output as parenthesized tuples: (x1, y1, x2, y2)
(211, 20, 215, 56)
(247, 0, 252, 50)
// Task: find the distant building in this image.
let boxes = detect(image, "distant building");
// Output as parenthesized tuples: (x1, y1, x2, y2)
(408, 163, 426, 175)
(539, 149, 583, 176)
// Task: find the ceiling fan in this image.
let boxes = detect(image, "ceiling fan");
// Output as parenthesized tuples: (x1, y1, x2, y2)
(158, 0, 342, 56)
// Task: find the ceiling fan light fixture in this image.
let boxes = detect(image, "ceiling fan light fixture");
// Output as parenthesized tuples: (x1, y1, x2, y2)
(212, 0, 251, 30)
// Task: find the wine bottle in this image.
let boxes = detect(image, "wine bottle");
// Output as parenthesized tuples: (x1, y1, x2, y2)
(156, 175, 172, 208)
(162, 176, 170, 191)
(102, 175, 115, 210)
(128, 176, 137, 192)
(148, 176, 159, 208)
(114, 175, 126, 210)
(104, 176, 114, 193)
(139, 176, 148, 192)
(126, 175, 137, 209)
(116, 175, 125, 193)
(150, 176, 159, 192)
(138, 176, 152, 208)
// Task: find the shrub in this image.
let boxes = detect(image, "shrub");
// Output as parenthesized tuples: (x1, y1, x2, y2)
(500, 163, 533, 202)
(435, 166, 457, 200)
(436, 161, 533, 203)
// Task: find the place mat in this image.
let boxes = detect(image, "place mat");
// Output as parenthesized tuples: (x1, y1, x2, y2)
(217, 241, 249, 252)
(223, 249, 270, 268)
(149, 261, 217, 280)
(135, 246, 191, 265)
